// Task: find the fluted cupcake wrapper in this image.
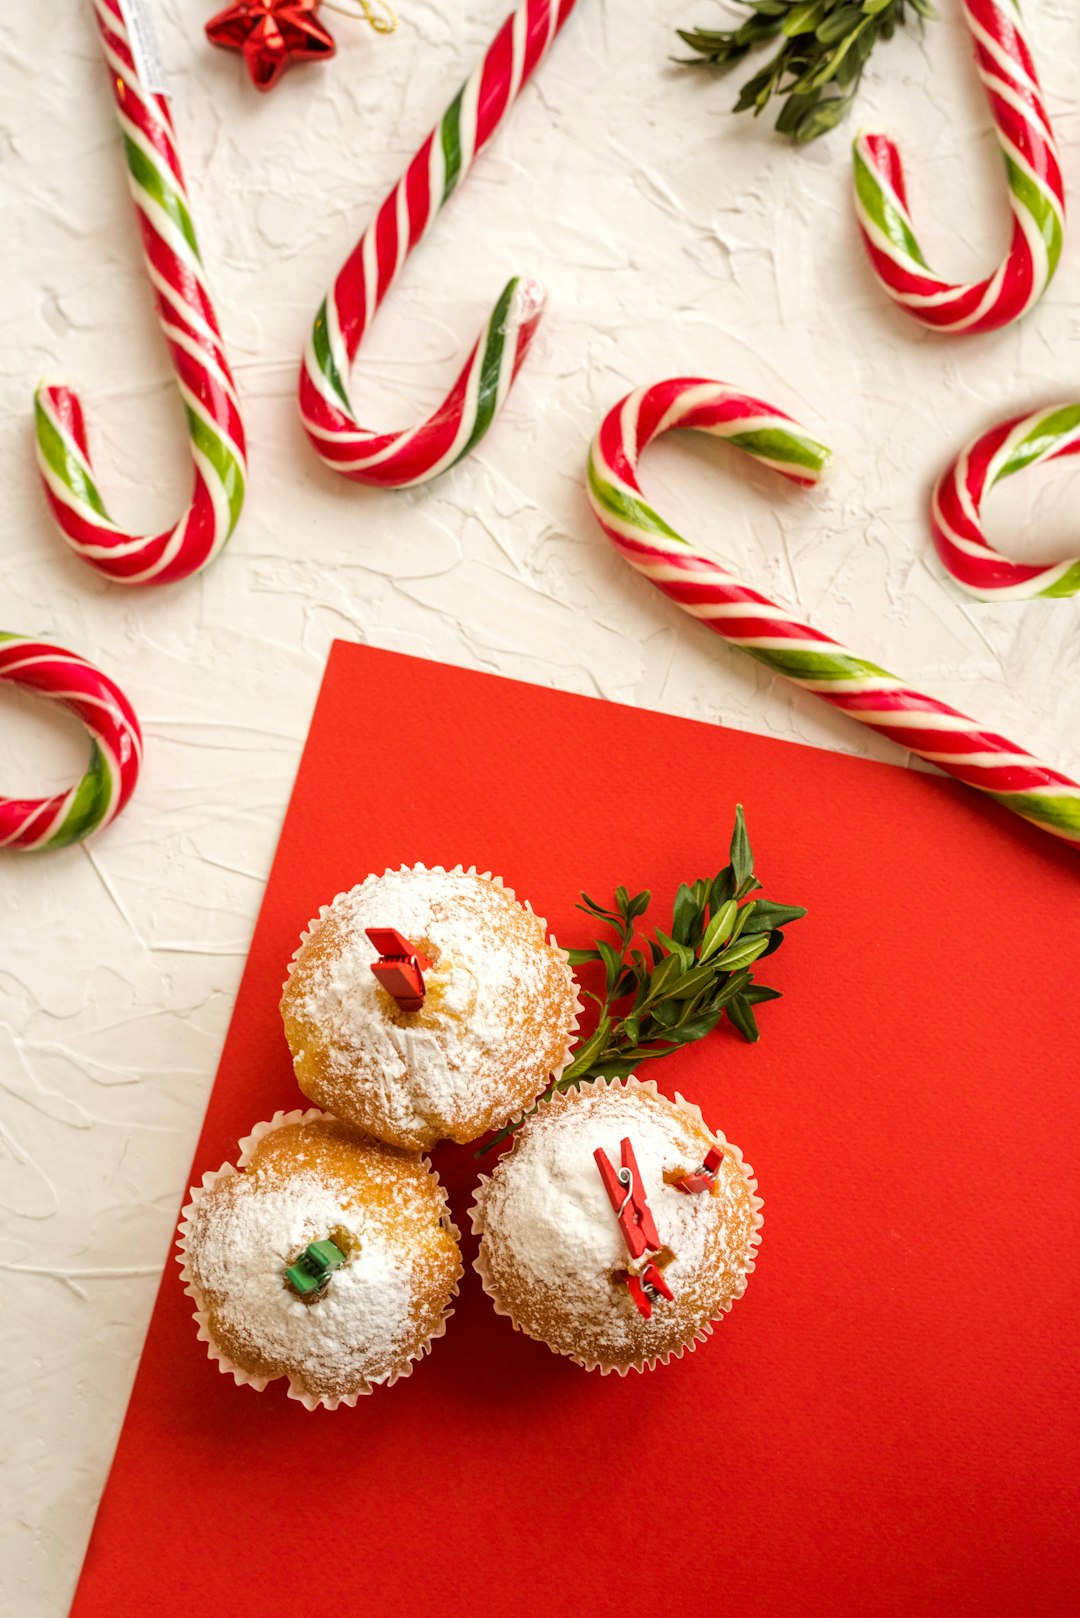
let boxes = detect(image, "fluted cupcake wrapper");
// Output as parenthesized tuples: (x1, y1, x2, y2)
(280, 863, 583, 1146)
(469, 1074, 764, 1376)
(175, 1107, 462, 1412)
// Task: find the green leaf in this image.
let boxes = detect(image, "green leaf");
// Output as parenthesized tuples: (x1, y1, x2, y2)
(614, 966, 640, 997)
(726, 994, 761, 1042)
(792, 93, 856, 140)
(707, 972, 751, 1011)
(587, 1057, 642, 1079)
(730, 804, 754, 889)
(710, 865, 736, 909)
(739, 900, 808, 934)
(734, 63, 780, 112)
(560, 1018, 612, 1081)
(668, 962, 723, 999)
(728, 899, 757, 945)
(816, 7, 865, 44)
(710, 934, 771, 972)
(565, 947, 602, 966)
(655, 929, 695, 971)
(596, 939, 624, 994)
(668, 1011, 723, 1043)
(577, 894, 619, 921)
(784, 3, 827, 35)
(642, 952, 685, 1002)
(671, 882, 700, 945)
(700, 899, 738, 960)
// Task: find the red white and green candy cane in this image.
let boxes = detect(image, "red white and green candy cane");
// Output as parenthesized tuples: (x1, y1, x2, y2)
(853, 0, 1064, 333)
(931, 402, 1080, 599)
(0, 636, 142, 851)
(33, 0, 247, 584)
(299, 0, 580, 487)
(586, 379, 1080, 848)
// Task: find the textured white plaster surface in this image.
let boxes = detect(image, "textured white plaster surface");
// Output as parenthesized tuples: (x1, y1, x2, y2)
(1, 2, 1078, 1612)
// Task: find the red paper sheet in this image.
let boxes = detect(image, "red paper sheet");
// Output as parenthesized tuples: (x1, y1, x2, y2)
(71, 643, 1079, 1618)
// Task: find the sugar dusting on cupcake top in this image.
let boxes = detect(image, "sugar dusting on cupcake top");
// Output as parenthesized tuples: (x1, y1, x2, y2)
(280, 866, 578, 1149)
(473, 1081, 762, 1369)
(188, 1176, 412, 1384)
(181, 1117, 461, 1403)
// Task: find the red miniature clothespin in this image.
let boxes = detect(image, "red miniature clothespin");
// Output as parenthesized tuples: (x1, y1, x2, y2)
(366, 928, 433, 1013)
(674, 1145, 724, 1195)
(594, 1137, 674, 1320)
(626, 1264, 673, 1320)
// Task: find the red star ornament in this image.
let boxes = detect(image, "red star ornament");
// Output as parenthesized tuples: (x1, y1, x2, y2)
(206, 0, 336, 92)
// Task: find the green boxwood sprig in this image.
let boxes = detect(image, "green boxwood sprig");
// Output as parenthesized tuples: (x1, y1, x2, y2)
(479, 806, 804, 1153)
(677, 0, 935, 144)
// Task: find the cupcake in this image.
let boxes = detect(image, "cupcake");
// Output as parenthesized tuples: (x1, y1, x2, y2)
(177, 1110, 462, 1409)
(470, 1077, 762, 1373)
(279, 865, 579, 1150)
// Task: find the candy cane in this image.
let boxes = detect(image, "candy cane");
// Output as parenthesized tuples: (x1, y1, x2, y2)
(0, 636, 142, 851)
(853, 0, 1064, 333)
(586, 379, 1080, 849)
(931, 403, 1080, 599)
(299, 0, 579, 488)
(33, 0, 247, 585)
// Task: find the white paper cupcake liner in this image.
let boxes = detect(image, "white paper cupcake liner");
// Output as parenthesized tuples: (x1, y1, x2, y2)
(469, 1074, 763, 1376)
(279, 863, 583, 1141)
(176, 1108, 462, 1411)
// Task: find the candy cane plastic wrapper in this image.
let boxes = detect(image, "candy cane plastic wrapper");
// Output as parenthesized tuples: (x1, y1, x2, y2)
(931, 403, 1080, 599)
(33, 0, 247, 585)
(853, 0, 1064, 333)
(0, 636, 142, 851)
(586, 379, 1080, 848)
(299, 0, 580, 488)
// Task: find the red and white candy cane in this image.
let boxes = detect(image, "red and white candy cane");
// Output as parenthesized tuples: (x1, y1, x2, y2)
(299, 0, 580, 487)
(33, 0, 247, 585)
(853, 0, 1065, 333)
(0, 635, 142, 851)
(586, 378, 1080, 849)
(931, 402, 1080, 599)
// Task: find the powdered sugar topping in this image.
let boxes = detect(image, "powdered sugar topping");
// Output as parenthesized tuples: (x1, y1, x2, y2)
(281, 865, 578, 1147)
(483, 1094, 715, 1301)
(187, 1174, 414, 1389)
(473, 1081, 762, 1364)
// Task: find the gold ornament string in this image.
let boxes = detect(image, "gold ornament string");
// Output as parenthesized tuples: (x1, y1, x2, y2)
(323, 0, 398, 34)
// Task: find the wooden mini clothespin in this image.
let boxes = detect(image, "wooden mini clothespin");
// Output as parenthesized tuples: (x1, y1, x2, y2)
(285, 1238, 346, 1299)
(675, 1145, 724, 1195)
(594, 1136, 674, 1320)
(366, 928, 433, 1012)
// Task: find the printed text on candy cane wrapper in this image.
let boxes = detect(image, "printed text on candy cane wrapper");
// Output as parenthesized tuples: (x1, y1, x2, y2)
(117, 0, 170, 98)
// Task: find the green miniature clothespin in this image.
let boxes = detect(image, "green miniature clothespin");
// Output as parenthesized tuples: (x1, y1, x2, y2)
(285, 1239, 346, 1298)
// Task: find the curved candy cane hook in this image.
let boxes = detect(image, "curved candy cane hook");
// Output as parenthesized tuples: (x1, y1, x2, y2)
(298, 0, 580, 488)
(0, 635, 142, 851)
(34, 0, 247, 586)
(586, 378, 1080, 848)
(853, 0, 1064, 334)
(931, 402, 1080, 600)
